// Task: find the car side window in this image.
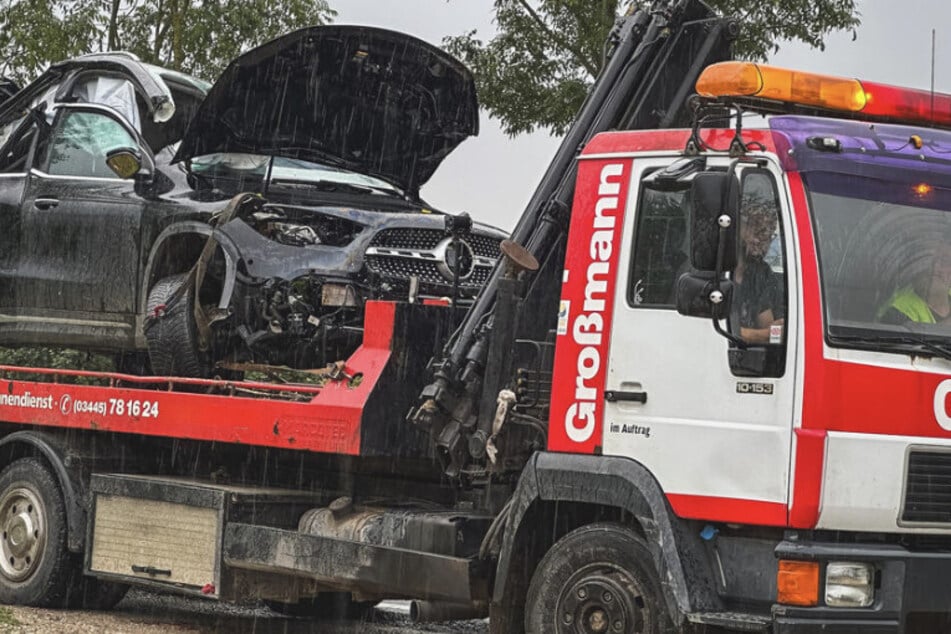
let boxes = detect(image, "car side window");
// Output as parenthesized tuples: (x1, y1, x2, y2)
(628, 185, 690, 307)
(0, 116, 38, 174)
(45, 110, 137, 179)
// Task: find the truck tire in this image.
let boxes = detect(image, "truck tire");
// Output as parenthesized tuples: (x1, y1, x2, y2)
(145, 274, 211, 378)
(0, 458, 75, 607)
(525, 522, 678, 634)
(266, 593, 376, 619)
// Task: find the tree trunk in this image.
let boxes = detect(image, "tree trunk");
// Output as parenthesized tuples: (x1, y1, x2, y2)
(153, 0, 165, 61)
(171, 0, 183, 70)
(107, 0, 121, 50)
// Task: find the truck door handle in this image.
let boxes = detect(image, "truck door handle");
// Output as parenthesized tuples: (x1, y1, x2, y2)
(605, 390, 647, 403)
(33, 198, 59, 210)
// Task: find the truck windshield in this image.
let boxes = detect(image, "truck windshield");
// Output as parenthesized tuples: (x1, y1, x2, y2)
(808, 171, 951, 353)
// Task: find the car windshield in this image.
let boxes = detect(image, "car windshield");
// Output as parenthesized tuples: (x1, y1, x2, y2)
(189, 153, 403, 196)
(807, 170, 951, 352)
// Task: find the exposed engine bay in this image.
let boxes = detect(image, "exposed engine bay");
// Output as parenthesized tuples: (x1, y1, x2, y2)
(188, 196, 503, 371)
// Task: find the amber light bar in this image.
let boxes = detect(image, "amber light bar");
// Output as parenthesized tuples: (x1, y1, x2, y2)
(696, 61, 951, 128)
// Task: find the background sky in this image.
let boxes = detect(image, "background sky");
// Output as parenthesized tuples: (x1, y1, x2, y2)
(333, 0, 951, 230)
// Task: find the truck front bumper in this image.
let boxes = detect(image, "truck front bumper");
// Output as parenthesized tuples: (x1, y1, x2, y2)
(771, 538, 951, 634)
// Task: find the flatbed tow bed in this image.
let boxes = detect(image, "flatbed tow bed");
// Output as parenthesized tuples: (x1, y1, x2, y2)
(0, 300, 494, 615)
(0, 301, 400, 456)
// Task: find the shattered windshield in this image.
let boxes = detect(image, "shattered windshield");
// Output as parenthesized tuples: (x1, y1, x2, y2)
(189, 153, 403, 195)
(808, 170, 951, 352)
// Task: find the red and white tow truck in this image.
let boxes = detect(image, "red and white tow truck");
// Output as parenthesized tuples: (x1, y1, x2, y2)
(3, 1, 951, 632)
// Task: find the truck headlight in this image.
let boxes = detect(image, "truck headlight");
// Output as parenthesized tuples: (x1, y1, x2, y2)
(825, 562, 874, 608)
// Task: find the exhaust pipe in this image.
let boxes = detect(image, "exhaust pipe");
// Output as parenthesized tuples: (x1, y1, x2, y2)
(410, 600, 488, 623)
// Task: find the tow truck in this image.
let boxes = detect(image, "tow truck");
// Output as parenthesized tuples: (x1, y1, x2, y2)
(3, 1, 951, 632)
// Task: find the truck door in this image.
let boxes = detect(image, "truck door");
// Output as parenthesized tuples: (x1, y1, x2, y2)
(603, 160, 797, 525)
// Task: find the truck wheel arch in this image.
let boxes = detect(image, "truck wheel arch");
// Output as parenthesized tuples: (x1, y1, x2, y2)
(0, 431, 85, 553)
(492, 453, 720, 631)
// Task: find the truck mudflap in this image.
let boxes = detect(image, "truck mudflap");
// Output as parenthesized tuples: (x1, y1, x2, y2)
(222, 522, 490, 604)
(772, 538, 951, 633)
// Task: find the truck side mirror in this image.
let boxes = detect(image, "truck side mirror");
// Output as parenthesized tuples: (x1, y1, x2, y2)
(689, 171, 737, 272)
(675, 271, 733, 319)
(676, 171, 739, 320)
(676, 171, 749, 353)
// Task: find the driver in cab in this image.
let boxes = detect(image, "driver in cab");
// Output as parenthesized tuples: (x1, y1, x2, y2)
(878, 238, 951, 324)
(733, 199, 785, 344)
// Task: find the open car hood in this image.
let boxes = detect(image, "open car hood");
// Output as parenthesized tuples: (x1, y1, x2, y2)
(174, 25, 479, 194)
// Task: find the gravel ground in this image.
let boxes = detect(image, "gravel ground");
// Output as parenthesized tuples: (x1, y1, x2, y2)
(0, 591, 489, 634)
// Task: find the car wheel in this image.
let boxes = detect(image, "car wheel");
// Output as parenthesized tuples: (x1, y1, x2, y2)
(145, 274, 212, 378)
(525, 522, 679, 634)
(0, 458, 75, 608)
(266, 592, 376, 619)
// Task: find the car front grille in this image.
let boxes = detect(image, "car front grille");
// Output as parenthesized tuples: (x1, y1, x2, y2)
(902, 450, 951, 524)
(368, 228, 502, 259)
(365, 228, 500, 292)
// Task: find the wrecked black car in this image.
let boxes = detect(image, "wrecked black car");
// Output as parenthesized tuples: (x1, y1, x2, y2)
(0, 26, 504, 375)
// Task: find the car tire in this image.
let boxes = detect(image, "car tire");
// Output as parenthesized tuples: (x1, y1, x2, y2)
(145, 274, 212, 378)
(266, 592, 376, 619)
(525, 522, 679, 634)
(0, 458, 76, 608)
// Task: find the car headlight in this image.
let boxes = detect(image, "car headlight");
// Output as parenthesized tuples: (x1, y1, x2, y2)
(825, 562, 874, 608)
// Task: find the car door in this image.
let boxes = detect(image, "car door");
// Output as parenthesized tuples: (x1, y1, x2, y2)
(16, 104, 148, 348)
(0, 113, 40, 322)
(601, 159, 798, 524)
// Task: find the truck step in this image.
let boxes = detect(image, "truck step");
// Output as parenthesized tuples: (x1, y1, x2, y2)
(223, 522, 487, 604)
(687, 611, 771, 632)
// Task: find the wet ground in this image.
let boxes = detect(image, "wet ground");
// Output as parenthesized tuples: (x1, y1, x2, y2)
(0, 591, 489, 633)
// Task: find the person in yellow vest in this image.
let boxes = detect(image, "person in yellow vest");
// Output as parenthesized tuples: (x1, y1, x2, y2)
(879, 240, 951, 324)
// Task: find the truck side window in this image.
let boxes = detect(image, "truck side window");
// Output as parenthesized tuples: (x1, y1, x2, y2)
(628, 186, 690, 307)
(731, 169, 787, 376)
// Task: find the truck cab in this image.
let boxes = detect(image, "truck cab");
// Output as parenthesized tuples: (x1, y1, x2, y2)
(516, 61, 951, 632)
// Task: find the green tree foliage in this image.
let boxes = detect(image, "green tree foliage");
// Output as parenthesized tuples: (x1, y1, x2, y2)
(0, 0, 335, 85)
(445, 0, 861, 136)
(0, 347, 113, 382)
(0, 0, 100, 84)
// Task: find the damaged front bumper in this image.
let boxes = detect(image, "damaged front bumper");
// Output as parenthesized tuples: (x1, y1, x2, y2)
(188, 196, 502, 368)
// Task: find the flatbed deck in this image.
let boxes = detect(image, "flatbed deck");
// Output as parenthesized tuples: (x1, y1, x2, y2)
(0, 301, 409, 456)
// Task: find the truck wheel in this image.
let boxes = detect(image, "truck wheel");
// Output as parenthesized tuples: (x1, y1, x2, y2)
(145, 274, 211, 378)
(266, 593, 376, 619)
(525, 522, 678, 634)
(0, 458, 74, 608)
